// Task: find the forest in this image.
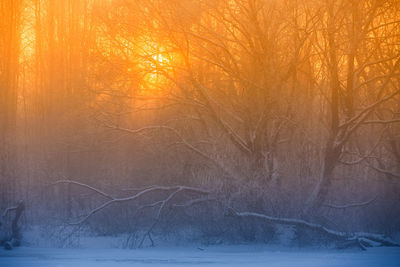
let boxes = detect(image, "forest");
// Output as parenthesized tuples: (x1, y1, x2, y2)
(0, 0, 400, 256)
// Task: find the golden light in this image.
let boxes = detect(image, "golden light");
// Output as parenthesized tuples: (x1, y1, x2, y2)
(138, 40, 179, 93)
(143, 51, 171, 88)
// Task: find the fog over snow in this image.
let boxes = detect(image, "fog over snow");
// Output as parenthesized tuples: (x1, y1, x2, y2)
(1, 0, 400, 266)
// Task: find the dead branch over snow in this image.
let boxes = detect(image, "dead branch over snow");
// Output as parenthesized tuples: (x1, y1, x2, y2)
(229, 209, 400, 249)
(51, 180, 211, 225)
(323, 196, 378, 209)
(51, 180, 114, 200)
(51, 180, 399, 249)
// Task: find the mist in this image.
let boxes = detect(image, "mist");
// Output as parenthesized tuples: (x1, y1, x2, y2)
(0, 0, 400, 265)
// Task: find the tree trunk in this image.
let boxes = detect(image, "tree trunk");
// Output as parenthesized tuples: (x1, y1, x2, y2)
(304, 137, 341, 217)
(1, 201, 25, 250)
(0, 0, 22, 209)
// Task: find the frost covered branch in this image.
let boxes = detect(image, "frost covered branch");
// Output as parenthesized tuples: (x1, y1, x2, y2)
(323, 196, 377, 209)
(51, 180, 211, 225)
(228, 209, 400, 249)
(51, 180, 114, 200)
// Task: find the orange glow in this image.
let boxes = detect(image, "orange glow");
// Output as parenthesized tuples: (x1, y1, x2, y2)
(1, 0, 400, 250)
(141, 48, 172, 91)
(135, 38, 182, 96)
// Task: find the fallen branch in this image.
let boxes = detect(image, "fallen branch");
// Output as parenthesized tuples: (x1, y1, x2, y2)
(51, 180, 114, 200)
(51, 179, 214, 247)
(228, 209, 400, 249)
(51, 180, 210, 225)
(323, 196, 377, 209)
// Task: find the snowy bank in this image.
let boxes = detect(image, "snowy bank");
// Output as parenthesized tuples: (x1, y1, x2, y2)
(1, 245, 399, 267)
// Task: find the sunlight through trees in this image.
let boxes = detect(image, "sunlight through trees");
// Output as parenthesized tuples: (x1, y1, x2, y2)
(1, 0, 400, 248)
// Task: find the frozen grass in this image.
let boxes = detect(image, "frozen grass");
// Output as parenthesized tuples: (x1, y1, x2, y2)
(1, 245, 399, 267)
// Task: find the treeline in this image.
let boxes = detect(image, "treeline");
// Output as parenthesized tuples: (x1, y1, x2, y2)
(0, 0, 400, 245)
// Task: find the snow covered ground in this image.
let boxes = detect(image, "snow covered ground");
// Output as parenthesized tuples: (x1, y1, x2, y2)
(1, 245, 399, 267)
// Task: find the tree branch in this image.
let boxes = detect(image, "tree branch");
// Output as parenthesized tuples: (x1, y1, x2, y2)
(323, 196, 377, 209)
(51, 180, 114, 200)
(229, 209, 400, 248)
(51, 180, 210, 225)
